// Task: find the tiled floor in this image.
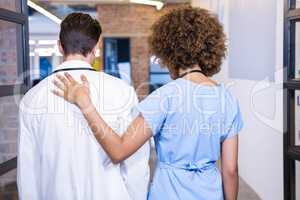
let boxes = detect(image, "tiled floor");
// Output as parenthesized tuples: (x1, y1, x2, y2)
(0, 148, 260, 200)
(0, 179, 260, 200)
(239, 178, 261, 200)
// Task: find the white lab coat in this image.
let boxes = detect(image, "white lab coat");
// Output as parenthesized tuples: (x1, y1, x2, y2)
(17, 60, 150, 200)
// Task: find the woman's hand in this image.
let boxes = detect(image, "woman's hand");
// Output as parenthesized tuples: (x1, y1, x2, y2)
(52, 72, 92, 110)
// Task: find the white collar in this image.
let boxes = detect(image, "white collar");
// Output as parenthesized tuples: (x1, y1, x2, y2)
(53, 60, 93, 72)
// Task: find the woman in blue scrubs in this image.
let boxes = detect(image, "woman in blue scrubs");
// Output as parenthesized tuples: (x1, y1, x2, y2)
(53, 7, 243, 200)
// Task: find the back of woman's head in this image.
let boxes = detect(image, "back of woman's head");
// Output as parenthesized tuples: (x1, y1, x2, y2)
(149, 7, 226, 77)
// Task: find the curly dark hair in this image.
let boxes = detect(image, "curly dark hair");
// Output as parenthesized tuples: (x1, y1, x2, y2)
(149, 7, 226, 77)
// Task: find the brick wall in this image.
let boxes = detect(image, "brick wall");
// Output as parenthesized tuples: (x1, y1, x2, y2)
(96, 4, 186, 99)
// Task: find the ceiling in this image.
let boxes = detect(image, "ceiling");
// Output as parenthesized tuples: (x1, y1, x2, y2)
(30, 0, 189, 18)
(36, 0, 189, 5)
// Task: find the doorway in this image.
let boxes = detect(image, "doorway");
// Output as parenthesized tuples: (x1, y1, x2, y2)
(103, 37, 131, 85)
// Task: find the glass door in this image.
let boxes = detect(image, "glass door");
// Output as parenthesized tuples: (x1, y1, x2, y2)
(0, 0, 29, 198)
(284, 0, 300, 199)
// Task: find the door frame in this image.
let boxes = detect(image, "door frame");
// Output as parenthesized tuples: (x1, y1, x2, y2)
(0, 0, 30, 176)
(283, 0, 300, 199)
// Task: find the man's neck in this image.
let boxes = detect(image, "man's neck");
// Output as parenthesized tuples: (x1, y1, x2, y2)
(64, 54, 91, 64)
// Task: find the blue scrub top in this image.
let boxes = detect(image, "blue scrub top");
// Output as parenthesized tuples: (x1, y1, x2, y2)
(137, 78, 243, 200)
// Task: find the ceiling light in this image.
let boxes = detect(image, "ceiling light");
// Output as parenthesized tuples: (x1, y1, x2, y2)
(27, 0, 62, 24)
(129, 0, 164, 10)
(38, 40, 58, 45)
(29, 40, 36, 45)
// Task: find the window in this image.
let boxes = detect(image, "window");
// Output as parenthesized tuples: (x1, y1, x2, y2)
(0, 0, 29, 178)
(103, 38, 131, 85)
(289, 90, 300, 147)
(295, 22, 300, 79)
(0, 20, 23, 85)
(0, 0, 21, 13)
(0, 4, 30, 97)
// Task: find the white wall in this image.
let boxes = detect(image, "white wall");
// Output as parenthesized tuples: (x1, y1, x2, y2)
(213, 0, 285, 199)
(226, 1, 300, 199)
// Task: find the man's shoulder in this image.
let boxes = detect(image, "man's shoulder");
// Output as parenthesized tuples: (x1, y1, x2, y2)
(100, 72, 133, 91)
(96, 72, 136, 100)
(23, 77, 50, 99)
(20, 77, 52, 114)
(92, 72, 138, 114)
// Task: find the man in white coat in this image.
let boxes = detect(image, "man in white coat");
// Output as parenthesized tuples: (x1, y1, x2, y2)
(17, 13, 150, 200)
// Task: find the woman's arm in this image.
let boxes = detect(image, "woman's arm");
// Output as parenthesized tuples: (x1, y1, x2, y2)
(221, 135, 239, 200)
(53, 73, 152, 164)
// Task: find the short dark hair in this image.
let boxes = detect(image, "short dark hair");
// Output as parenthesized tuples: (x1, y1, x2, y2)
(59, 13, 102, 56)
(149, 7, 226, 77)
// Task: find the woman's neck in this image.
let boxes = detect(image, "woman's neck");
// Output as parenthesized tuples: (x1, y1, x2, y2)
(179, 66, 218, 86)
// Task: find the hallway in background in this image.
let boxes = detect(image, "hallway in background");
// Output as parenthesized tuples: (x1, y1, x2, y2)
(1, 0, 299, 199)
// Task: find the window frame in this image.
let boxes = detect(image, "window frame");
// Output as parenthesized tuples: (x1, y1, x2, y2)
(0, 0, 30, 176)
(0, 1, 30, 97)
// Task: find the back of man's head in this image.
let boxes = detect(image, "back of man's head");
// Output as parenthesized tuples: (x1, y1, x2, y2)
(59, 13, 102, 57)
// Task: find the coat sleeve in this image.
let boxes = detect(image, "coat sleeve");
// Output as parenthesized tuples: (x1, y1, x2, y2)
(17, 101, 41, 200)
